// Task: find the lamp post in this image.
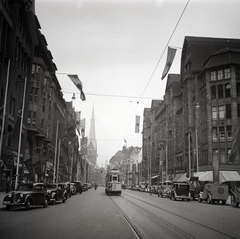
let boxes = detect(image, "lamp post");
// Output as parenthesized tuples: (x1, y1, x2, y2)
(195, 102, 200, 172)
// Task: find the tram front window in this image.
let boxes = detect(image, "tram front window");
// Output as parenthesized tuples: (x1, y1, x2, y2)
(112, 176, 118, 181)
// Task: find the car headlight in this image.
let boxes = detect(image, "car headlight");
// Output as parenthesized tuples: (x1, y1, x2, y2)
(8, 193, 12, 197)
(20, 193, 23, 197)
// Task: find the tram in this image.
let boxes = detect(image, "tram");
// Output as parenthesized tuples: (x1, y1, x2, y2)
(105, 169, 122, 195)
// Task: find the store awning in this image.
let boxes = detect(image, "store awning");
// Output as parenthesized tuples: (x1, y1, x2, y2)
(219, 171, 240, 182)
(176, 173, 189, 182)
(198, 171, 213, 182)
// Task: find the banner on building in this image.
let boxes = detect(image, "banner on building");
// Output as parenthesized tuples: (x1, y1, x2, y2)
(80, 118, 86, 137)
(135, 115, 140, 133)
(161, 47, 177, 80)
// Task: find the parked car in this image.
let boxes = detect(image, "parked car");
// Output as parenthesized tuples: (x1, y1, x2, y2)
(198, 183, 228, 205)
(73, 181, 84, 194)
(83, 183, 88, 191)
(158, 181, 172, 198)
(2, 182, 49, 211)
(169, 182, 191, 201)
(46, 183, 68, 204)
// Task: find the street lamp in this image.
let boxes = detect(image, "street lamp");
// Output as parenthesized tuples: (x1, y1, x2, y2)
(195, 102, 200, 172)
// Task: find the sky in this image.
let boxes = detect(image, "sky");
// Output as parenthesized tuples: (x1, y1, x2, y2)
(35, 0, 240, 167)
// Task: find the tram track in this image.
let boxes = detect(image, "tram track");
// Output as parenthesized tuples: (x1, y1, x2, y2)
(110, 192, 237, 239)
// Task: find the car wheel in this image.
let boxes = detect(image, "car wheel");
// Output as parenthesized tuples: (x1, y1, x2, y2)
(6, 205, 10, 211)
(52, 198, 56, 205)
(62, 194, 67, 203)
(25, 198, 31, 210)
(43, 197, 48, 208)
(198, 198, 202, 203)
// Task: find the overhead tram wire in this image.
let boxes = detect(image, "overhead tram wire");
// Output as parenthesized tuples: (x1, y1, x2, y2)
(118, 0, 190, 149)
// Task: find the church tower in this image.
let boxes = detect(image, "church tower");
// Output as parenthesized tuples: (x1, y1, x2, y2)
(87, 106, 98, 165)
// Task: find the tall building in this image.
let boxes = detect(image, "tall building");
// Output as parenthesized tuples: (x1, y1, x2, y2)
(87, 106, 98, 165)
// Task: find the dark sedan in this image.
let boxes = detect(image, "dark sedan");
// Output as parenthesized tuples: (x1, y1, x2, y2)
(2, 182, 49, 211)
(46, 183, 68, 204)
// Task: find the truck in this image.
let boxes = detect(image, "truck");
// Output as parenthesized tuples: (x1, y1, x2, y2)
(198, 183, 228, 205)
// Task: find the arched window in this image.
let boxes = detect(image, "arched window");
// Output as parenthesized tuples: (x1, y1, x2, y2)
(218, 84, 223, 98)
(225, 83, 231, 98)
(211, 85, 216, 99)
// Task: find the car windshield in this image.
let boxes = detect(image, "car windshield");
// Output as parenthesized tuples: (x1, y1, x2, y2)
(17, 184, 33, 191)
(46, 184, 57, 189)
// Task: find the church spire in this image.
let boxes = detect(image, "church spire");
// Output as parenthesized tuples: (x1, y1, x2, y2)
(87, 105, 97, 165)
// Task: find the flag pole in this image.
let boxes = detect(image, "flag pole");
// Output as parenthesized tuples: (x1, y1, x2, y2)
(0, 59, 10, 161)
(53, 120, 59, 183)
(15, 75, 27, 190)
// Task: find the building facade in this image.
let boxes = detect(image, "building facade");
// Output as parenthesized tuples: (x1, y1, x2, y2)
(143, 36, 240, 184)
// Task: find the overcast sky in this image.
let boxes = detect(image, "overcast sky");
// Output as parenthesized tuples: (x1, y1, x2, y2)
(35, 0, 240, 167)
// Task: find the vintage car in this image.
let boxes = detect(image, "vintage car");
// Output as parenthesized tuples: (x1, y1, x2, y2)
(73, 181, 84, 194)
(169, 182, 191, 201)
(46, 183, 68, 204)
(198, 183, 228, 205)
(2, 182, 49, 211)
(158, 181, 172, 198)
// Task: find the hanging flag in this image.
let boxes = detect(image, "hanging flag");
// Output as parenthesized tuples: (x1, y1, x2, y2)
(80, 118, 86, 137)
(135, 115, 140, 133)
(229, 127, 240, 162)
(161, 47, 177, 80)
(68, 75, 86, 101)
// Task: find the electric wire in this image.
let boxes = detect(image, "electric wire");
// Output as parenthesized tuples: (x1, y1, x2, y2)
(117, 0, 190, 151)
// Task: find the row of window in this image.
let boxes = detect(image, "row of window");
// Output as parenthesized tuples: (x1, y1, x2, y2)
(212, 126, 232, 142)
(210, 68, 230, 81)
(211, 105, 232, 120)
(211, 82, 240, 99)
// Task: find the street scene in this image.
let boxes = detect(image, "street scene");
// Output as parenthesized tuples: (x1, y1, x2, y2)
(1, 0, 240, 239)
(0, 187, 239, 239)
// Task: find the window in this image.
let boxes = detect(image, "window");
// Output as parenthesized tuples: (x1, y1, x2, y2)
(42, 98, 46, 112)
(224, 68, 230, 79)
(218, 70, 223, 80)
(219, 149, 226, 164)
(29, 88, 33, 102)
(219, 105, 224, 119)
(225, 83, 231, 97)
(212, 127, 218, 142)
(32, 112, 36, 125)
(9, 97, 15, 116)
(211, 86, 216, 99)
(219, 126, 225, 142)
(218, 84, 223, 98)
(226, 126, 232, 141)
(237, 82, 240, 97)
(27, 111, 32, 125)
(212, 106, 217, 120)
(33, 88, 38, 103)
(228, 149, 233, 163)
(211, 71, 216, 81)
(226, 104, 231, 119)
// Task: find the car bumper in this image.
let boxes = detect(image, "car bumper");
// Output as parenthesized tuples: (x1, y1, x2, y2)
(3, 201, 25, 206)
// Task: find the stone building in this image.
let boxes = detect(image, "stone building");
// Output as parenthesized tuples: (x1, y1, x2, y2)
(143, 36, 240, 184)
